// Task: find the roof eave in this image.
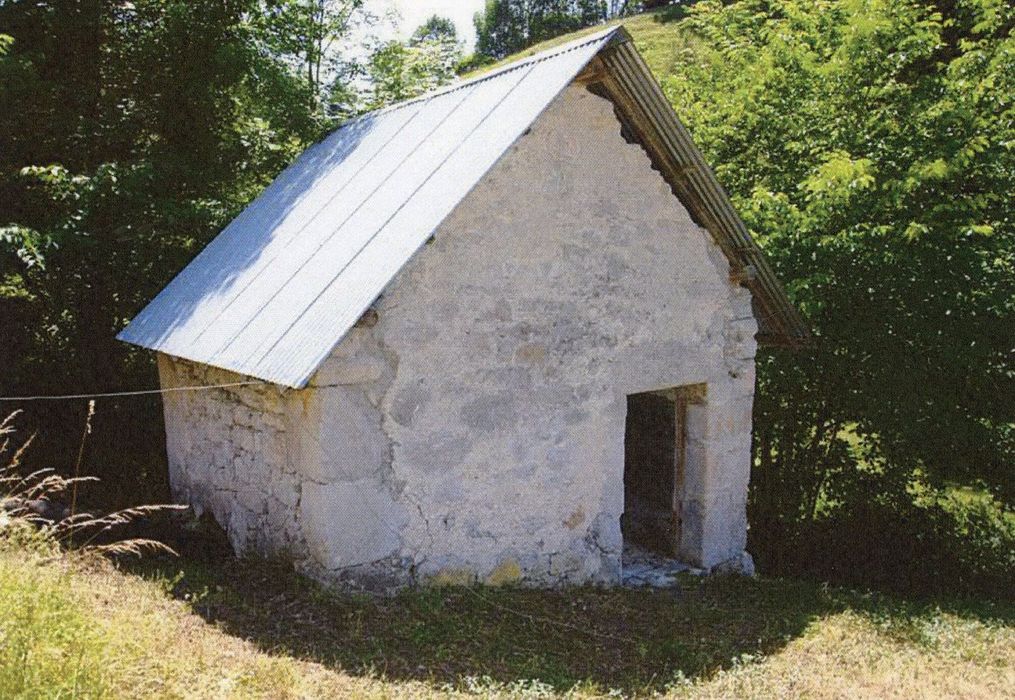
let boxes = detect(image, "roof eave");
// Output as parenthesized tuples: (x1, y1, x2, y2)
(590, 32, 809, 347)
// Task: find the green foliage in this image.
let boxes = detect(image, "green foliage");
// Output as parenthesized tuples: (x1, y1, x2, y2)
(474, 0, 611, 60)
(251, 0, 369, 113)
(0, 0, 342, 498)
(0, 224, 46, 269)
(758, 480, 1015, 598)
(658, 0, 1014, 585)
(412, 14, 459, 45)
(365, 15, 463, 107)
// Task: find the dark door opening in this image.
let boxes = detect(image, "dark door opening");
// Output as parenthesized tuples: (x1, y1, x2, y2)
(622, 390, 681, 557)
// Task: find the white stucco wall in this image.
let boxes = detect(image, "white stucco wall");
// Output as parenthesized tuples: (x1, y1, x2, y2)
(158, 83, 757, 589)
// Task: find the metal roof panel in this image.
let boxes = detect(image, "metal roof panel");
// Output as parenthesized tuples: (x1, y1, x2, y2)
(118, 28, 621, 387)
(119, 24, 806, 387)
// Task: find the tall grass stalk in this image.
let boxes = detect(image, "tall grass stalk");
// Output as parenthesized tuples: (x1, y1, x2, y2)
(1, 409, 183, 558)
(68, 399, 95, 526)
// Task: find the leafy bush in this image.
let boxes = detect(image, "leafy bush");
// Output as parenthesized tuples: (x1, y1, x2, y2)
(660, 0, 1014, 592)
(753, 480, 1015, 599)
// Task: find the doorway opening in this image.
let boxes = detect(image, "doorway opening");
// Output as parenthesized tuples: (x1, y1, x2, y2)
(621, 384, 706, 560)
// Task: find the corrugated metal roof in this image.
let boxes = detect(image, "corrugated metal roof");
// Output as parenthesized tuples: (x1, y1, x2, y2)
(119, 25, 806, 389)
(118, 28, 624, 388)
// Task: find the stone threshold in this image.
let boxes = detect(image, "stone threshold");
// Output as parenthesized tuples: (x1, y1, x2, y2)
(620, 544, 705, 588)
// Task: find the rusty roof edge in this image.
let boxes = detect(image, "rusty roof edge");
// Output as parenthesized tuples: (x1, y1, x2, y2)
(598, 36, 809, 346)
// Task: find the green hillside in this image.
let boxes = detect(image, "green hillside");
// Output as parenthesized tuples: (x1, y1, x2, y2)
(467, 8, 696, 80)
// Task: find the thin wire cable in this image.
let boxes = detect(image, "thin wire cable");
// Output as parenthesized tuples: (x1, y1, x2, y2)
(0, 381, 264, 402)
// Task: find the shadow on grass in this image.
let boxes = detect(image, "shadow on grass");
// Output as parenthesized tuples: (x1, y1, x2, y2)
(120, 545, 1012, 695)
(127, 556, 806, 693)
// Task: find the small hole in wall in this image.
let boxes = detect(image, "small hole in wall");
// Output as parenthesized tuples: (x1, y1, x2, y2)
(355, 308, 379, 328)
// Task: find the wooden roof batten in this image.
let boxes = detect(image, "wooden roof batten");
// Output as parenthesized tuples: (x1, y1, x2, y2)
(584, 29, 809, 347)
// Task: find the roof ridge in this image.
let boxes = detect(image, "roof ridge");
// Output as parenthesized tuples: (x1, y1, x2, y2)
(341, 26, 625, 128)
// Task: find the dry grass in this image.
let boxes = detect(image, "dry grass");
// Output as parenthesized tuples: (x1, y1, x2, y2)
(1, 409, 184, 559)
(0, 541, 396, 699)
(688, 609, 1015, 699)
(3, 538, 1011, 699)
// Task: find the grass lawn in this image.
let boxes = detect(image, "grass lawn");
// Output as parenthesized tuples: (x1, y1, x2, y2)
(2, 538, 1012, 699)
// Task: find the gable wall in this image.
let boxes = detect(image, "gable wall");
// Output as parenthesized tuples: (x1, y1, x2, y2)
(303, 84, 758, 586)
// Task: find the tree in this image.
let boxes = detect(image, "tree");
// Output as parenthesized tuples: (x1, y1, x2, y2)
(411, 14, 458, 45)
(365, 15, 462, 108)
(474, 0, 611, 60)
(660, 0, 1014, 582)
(252, 0, 370, 110)
(0, 0, 357, 500)
(474, 0, 528, 60)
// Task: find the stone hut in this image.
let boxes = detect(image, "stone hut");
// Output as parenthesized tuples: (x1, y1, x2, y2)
(118, 27, 806, 589)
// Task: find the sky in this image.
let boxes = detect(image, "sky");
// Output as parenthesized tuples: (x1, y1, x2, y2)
(368, 0, 487, 50)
